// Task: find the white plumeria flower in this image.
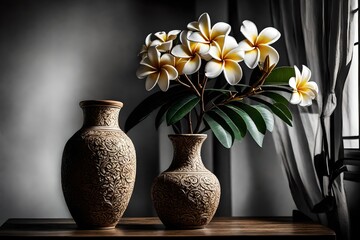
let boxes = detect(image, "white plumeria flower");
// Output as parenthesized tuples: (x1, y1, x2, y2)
(171, 31, 202, 75)
(289, 65, 318, 106)
(187, 12, 231, 54)
(173, 57, 188, 75)
(152, 30, 181, 52)
(238, 20, 281, 69)
(205, 35, 244, 85)
(136, 47, 178, 92)
(139, 33, 156, 60)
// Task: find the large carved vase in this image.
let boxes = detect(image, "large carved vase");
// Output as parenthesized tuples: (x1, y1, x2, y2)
(61, 100, 136, 229)
(151, 134, 220, 229)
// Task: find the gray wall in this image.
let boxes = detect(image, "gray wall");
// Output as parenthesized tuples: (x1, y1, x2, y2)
(0, 0, 295, 225)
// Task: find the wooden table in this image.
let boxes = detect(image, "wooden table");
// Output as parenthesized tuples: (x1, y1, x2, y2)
(0, 217, 336, 239)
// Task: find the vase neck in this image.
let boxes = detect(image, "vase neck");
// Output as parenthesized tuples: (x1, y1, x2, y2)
(80, 100, 122, 128)
(167, 134, 207, 172)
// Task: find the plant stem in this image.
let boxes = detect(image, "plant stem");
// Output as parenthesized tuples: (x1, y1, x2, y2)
(231, 58, 274, 101)
(176, 78, 191, 88)
(184, 74, 201, 96)
(187, 112, 193, 134)
(193, 76, 208, 134)
(200, 77, 208, 112)
(197, 71, 201, 88)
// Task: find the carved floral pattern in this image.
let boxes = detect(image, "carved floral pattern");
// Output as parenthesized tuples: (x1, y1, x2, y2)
(83, 106, 120, 127)
(61, 102, 136, 229)
(151, 134, 220, 229)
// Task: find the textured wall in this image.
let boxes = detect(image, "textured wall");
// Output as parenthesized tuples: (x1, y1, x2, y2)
(0, 0, 295, 225)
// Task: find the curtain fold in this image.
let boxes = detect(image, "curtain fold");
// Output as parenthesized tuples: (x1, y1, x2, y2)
(270, 0, 355, 239)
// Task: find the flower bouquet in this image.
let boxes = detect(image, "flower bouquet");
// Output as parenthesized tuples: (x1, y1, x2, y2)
(125, 12, 318, 148)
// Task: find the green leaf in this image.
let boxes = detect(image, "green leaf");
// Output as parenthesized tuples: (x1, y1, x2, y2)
(250, 97, 293, 126)
(155, 103, 171, 130)
(166, 94, 200, 125)
(260, 91, 289, 105)
(264, 66, 295, 85)
(220, 106, 247, 138)
(261, 85, 293, 93)
(274, 102, 292, 121)
(212, 108, 243, 141)
(230, 102, 267, 134)
(204, 113, 233, 148)
(226, 105, 265, 147)
(252, 105, 274, 132)
(124, 86, 186, 132)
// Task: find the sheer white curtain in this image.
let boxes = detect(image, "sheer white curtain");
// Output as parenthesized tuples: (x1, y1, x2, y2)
(270, 0, 356, 239)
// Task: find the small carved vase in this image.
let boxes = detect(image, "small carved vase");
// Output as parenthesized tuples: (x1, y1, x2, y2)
(61, 100, 136, 229)
(151, 134, 220, 229)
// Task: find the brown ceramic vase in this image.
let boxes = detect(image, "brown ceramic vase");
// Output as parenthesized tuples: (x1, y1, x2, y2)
(151, 134, 220, 229)
(61, 100, 136, 229)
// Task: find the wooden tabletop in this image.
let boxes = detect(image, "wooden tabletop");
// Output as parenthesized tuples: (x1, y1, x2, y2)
(0, 217, 336, 239)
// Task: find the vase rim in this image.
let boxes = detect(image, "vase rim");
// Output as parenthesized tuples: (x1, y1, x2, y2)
(79, 100, 123, 108)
